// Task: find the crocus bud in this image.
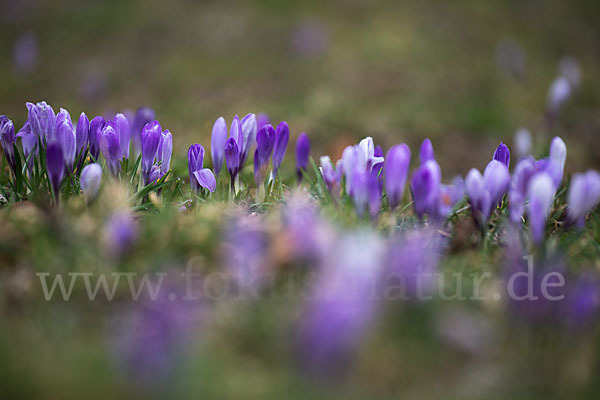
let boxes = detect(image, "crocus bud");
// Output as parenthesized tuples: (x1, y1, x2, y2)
(359, 137, 384, 171)
(320, 156, 341, 195)
(54, 108, 76, 169)
(0, 115, 16, 171)
(567, 170, 600, 228)
(272, 121, 289, 174)
(509, 156, 536, 224)
(295, 132, 310, 181)
(385, 143, 411, 209)
(80, 163, 102, 201)
(483, 160, 510, 206)
(514, 127, 532, 159)
(46, 142, 64, 200)
(224, 137, 240, 184)
(550, 136, 567, 171)
(141, 121, 162, 183)
(132, 107, 155, 156)
(210, 116, 227, 176)
(411, 160, 441, 220)
(367, 172, 381, 218)
(419, 138, 435, 165)
(98, 122, 122, 176)
(89, 116, 105, 161)
(157, 130, 172, 174)
(256, 124, 275, 167)
(188, 143, 204, 191)
(16, 122, 37, 171)
(114, 113, 130, 159)
(230, 115, 242, 152)
(493, 142, 510, 169)
(342, 145, 367, 194)
(240, 113, 257, 166)
(26, 101, 55, 140)
(75, 112, 89, 157)
(527, 172, 556, 244)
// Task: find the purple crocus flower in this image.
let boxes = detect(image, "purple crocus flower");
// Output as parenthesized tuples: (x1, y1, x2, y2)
(342, 145, 366, 194)
(156, 129, 172, 174)
(566, 274, 600, 328)
(26, 101, 55, 140)
(89, 116, 105, 161)
(240, 113, 257, 166)
(359, 137, 384, 172)
(17, 122, 37, 171)
(419, 138, 435, 165)
(295, 132, 310, 181)
(385, 143, 411, 209)
(438, 176, 465, 217)
(46, 142, 64, 200)
(256, 113, 270, 130)
(465, 160, 510, 225)
(297, 231, 384, 377)
(254, 124, 276, 185)
(493, 142, 510, 169)
(75, 112, 89, 159)
(0, 115, 16, 171)
(131, 107, 155, 156)
(508, 156, 536, 224)
(188, 144, 216, 193)
(527, 172, 556, 244)
(225, 137, 240, 189)
(98, 122, 122, 176)
(272, 121, 289, 174)
(567, 170, 600, 228)
(54, 108, 76, 170)
(114, 113, 130, 159)
(210, 116, 227, 176)
(229, 114, 243, 152)
(410, 160, 442, 220)
(80, 163, 102, 201)
(320, 156, 342, 195)
(349, 169, 381, 218)
(103, 211, 138, 258)
(141, 121, 162, 184)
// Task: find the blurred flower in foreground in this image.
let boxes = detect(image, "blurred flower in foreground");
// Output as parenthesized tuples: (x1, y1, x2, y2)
(80, 163, 102, 201)
(297, 230, 384, 377)
(103, 212, 138, 258)
(566, 170, 600, 228)
(13, 32, 38, 74)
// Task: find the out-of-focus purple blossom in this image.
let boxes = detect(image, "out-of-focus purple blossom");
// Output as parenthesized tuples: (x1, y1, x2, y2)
(438, 176, 465, 217)
(535, 136, 567, 188)
(559, 56, 581, 87)
(565, 273, 600, 328)
(283, 195, 334, 260)
(103, 211, 138, 258)
(240, 113, 257, 166)
(291, 20, 329, 58)
(272, 121, 289, 174)
(114, 113, 130, 159)
(295, 132, 310, 181)
(384, 228, 442, 299)
(224, 137, 240, 188)
(567, 170, 600, 228)
(46, 142, 64, 199)
(54, 108, 76, 169)
(527, 172, 556, 244)
(75, 112, 89, 159)
(514, 127, 532, 159)
(98, 122, 122, 176)
(89, 116, 105, 161)
(411, 160, 442, 220)
(297, 231, 384, 377)
(80, 163, 102, 201)
(493, 142, 510, 169)
(547, 76, 573, 115)
(131, 107, 155, 156)
(26, 101, 55, 140)
(320, 156, 342, 195)
(384, 144, 411, 209)
(13, 32, 38, 74)
(210, 116, 227, 176)
(0, 115, 16, 171)
(419, 138, 435, 165)
(188, 144, 215, 193)
(256, 113, 270, 130)
(141, 121, 162, 184)
(508, 156, 536, 224)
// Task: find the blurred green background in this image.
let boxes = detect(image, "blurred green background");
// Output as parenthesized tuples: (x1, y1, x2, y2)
(2, 0, 600, 175)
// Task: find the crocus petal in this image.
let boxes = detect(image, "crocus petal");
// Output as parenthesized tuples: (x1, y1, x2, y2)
(46, 142, 64, 196)
(567, 170, 600, 228)
(514, 127, 532, 159)
(193, 169, 217, 192)
(256, 124, 276, 167)
(527, 172, 556, 244)
(187, 144, 205, 192)
(419, 138, 435, 165)
(75, 112, 89, 156)
(384, 143, 411, 209)
(210, 116, 227, 176)
(272, 121, 289, 173)
(410, 160, 441, 220)
(114, 113, 130, 159)
(295, 132, 310, 179)
(493, 142, 510, 169)
(225, 137, 240, 178)
(240, 113, 257, 166)
(88, 116, 105, 160)
(483, 159, 510, 206)
(141, 121, 162, 182)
